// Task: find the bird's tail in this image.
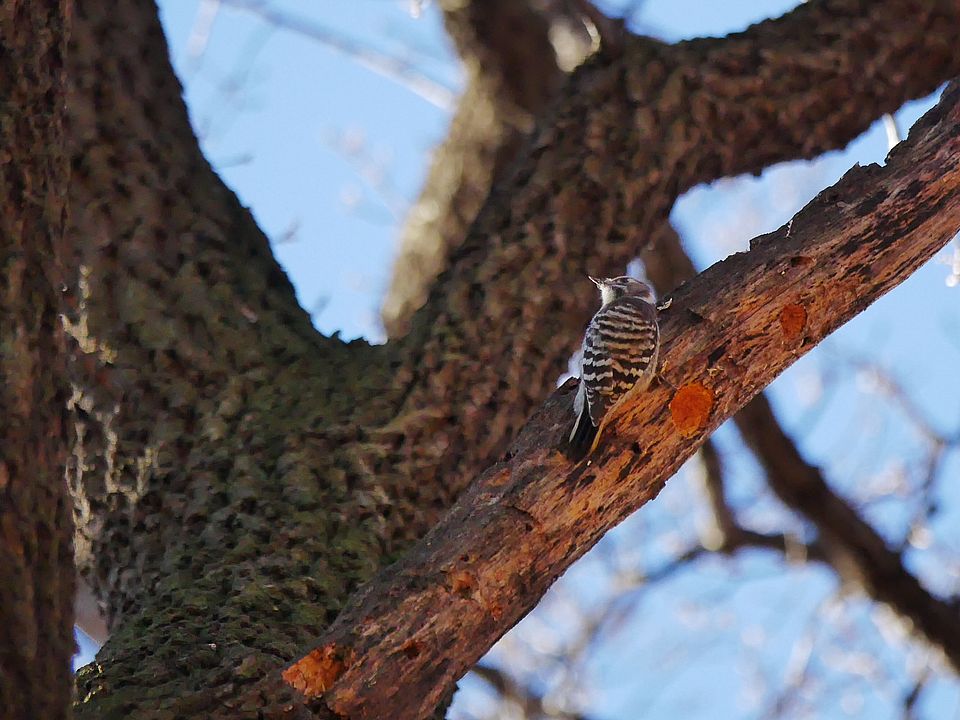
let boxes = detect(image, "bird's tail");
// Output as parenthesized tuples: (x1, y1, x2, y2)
(567, 406, 598, 460)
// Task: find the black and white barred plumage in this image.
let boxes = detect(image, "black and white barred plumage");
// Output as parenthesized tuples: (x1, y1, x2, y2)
(569, 276, 659, 456)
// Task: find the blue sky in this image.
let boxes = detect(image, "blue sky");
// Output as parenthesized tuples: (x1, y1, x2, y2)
(76, 2, 960, 717)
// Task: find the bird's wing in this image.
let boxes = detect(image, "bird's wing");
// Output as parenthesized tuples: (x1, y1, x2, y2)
(581, 296, 658, 427)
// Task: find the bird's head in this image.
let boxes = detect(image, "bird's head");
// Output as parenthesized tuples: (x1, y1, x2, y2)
(589, 275, 656, 306)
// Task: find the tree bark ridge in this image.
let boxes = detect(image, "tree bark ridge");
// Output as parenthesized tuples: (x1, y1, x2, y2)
(61, 1, 960, 717)
(387, 0, 960, 528)
(0, 2, 74, 719)
(273, 80, 960, 720)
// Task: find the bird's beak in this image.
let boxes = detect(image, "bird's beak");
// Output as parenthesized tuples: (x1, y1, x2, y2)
(588, 275, 602, 287)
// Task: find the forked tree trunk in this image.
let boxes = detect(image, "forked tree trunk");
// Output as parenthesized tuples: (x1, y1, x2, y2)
(1, 1, 959, 719)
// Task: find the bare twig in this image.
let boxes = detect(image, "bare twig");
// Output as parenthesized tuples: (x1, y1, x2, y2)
(472, 663, 596, 720)
(185, 0, 222, 62)
(901, 666, 931, 720)
(222, 0, 457, 110)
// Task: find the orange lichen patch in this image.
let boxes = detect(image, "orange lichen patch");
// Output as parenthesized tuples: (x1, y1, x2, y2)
(488, 601, 504, 621)
(669, 383, 714, 438)
(449, 570, 478, 598)
(282, 644, 355, 697)
(778, 303, 807, 343)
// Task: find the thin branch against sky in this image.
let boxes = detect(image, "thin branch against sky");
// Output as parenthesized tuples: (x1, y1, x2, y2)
(220, 0, 457, 110)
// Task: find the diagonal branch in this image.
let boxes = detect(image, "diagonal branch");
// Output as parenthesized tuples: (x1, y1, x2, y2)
(390, 0, 960, 512)
(640, 181, 959, 664)
(260, 80, 960, 720)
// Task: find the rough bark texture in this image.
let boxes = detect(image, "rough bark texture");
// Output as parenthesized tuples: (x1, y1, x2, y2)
(274, 85, 960, 719)
(380, 0, 573, 337)
(0, 2, 74, 719)
(638, 200, 960, 675)
(65, 3, 393, 717)
(11, 0, 955, 717)
(389, 0, 960, 518)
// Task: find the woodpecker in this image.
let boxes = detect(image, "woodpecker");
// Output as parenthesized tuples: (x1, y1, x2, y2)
(568, 275, 659, 456)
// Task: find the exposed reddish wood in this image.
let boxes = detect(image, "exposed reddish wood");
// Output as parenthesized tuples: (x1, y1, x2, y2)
(265, 82, 960, 720)
(640, 170, 960, 677)
(644, 188, 960, 676)
(669, 383, 715, 437)
(778, 303, 808, 344)
(641, 177, 960, 700)
(282, 645, 355, 697)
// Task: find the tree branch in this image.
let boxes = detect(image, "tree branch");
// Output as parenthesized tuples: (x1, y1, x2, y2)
(733, 395, 960, 673)
(268, 81, 960, 720)
(381, 0, 579, 336)
(389, 0, 960, 513)
(641, 180, 960, 680)
(639, 171, 960, 670)
(63, 2, 960, 716)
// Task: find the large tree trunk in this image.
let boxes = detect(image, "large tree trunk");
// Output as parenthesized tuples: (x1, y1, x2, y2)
(1, 0, 959, 718)
(0, 2, 74, 719)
